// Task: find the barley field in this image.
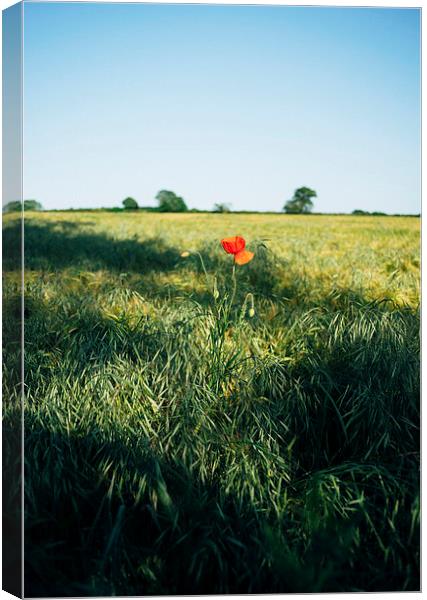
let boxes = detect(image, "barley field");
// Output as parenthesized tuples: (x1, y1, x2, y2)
(3, 211, 420, 595)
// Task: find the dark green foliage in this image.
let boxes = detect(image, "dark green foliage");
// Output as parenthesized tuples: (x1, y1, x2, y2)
(2, 216, 418, 595)
(138, 206, 160, 212)
(4, 199, 42, 212)
(24, 200, 43, 211)
(3, 201, 22, 212)
(156, 190, 188, 212)
(213, 203, 231, 213)
(353, 209, 387, 216)
(122, 197, 138, 210)
(284, 187, 317, 214)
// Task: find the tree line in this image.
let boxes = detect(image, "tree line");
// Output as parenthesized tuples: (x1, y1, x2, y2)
(5, 188, 318, 214)
(3, 188, 417, 216)
(122, 187, 318, 213)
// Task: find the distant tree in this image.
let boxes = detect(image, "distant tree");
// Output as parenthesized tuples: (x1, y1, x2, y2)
(4, 199, 42, 212)
(352, 209, 387, 216)
(3, 201, 21, 212)
(213, 202, 231, 213)
(139, 206, 159, 212)
(156, 190, 188, 212)
(283, 187, 316, 214)
(24, 200, 42, 211)
(122, 197, 139, 210)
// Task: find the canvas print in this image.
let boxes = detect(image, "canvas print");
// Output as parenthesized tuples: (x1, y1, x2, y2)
(2, 2, 420, 597)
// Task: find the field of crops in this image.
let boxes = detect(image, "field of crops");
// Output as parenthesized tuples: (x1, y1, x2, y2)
(3, 211, 420, 595)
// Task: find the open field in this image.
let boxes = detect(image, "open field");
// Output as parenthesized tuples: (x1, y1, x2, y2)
(3, 212, 420, 595)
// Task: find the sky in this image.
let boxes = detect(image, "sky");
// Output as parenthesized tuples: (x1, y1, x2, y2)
(21, 2, 420, 213)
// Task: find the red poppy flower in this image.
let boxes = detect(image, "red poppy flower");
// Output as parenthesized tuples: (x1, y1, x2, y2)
(221, 236, 254, 265)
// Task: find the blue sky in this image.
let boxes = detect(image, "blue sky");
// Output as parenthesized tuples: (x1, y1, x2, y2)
(22, 3, 420, 213)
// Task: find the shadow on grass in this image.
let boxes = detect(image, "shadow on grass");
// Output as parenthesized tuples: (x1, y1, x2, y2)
(5, 220, 294, 307)
(20, 296, 420, 595)
(4, 221, 181, 274)
(5, 219, 383, 313)
(24, 425, 394, 597)
(3, 219, 419, 595)
(251, 300, 420, 469)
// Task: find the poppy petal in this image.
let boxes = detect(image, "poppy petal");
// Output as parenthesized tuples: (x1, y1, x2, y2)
(234, 250, 254, 265)
(221, 236, 245, 255)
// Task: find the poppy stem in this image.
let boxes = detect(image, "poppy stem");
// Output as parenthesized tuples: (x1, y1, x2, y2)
(230, 263, 237, 310)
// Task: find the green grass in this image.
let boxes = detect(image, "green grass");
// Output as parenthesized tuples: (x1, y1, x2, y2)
(3, 211, 420, 595)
